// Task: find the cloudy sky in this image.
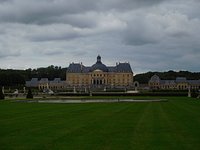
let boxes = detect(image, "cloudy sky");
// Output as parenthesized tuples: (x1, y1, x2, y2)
(0, 0, 200, 74)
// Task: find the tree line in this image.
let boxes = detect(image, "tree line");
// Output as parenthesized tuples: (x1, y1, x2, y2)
(0, 65, 67, 87)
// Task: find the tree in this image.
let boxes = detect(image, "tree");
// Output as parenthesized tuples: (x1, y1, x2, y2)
(26, 88, 33, 99)
(0, 86, 5, 100)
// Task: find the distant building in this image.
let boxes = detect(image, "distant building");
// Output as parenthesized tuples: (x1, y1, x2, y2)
(66, 55, 133, 88)
(26, 78, 66, 91)
(149, 74, 200, 90)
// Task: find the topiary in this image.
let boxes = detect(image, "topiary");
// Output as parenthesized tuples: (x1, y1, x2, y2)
(0, 86, 5, 100)
(26, 88, 33, 99)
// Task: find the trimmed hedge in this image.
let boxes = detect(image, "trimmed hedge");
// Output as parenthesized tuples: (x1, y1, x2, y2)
(191, 91, 199, 98)
(26, 88, 33, 99)
(0, 86, 5, 100)
(56, 91, 188, 97)
(134, 92, 187, 97)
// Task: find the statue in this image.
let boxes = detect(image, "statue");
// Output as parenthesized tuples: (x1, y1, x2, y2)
(23, 87, 26, 94)
(188, 86, 191, 98)
(73, 86, 76, 93)
(197, 90, 200, 99)
(13, 89, 19, 97)
(2, 86, 4, 94)
(104, 86, 106, 91)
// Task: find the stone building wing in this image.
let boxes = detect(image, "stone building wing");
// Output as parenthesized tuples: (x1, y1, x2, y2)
(149, 74, 200, 90)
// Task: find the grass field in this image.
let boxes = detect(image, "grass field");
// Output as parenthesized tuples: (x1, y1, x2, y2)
(0, 97, 200, 150)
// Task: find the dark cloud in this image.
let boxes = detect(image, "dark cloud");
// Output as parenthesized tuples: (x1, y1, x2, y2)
(0, 0, 200, 73)
(97, 0, 166, 11)
(0, 0, 97, 24)
(0, 0, 166, 24)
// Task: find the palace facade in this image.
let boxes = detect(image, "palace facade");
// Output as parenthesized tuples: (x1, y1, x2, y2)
(66, 55, 133, 88)
(149, 74, 200, 90)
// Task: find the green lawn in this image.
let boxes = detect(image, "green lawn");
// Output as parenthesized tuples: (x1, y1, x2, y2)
(0, 97, 200, 150)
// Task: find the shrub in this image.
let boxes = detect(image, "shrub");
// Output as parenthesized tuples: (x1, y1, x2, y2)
(26, 88, 33, 99)
(0, 86, 5, 100)
(191, 91, 199, 98)
(136, 91, 187, 97)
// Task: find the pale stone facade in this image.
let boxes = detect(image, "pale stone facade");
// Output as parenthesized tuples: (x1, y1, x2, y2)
(66, 55, 133, 88)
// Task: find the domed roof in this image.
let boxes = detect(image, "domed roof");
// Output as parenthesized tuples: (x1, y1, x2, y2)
(90, 55, 108, 72)
(150, 74, 160, 82)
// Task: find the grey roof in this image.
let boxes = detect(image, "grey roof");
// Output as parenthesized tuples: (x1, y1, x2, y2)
(50, 78, 62, 84)
(90, 62, 108, 72)
(83, 67, 90, 73)
(54, 78, 61, 82)
(149, 74, 160, 82)
(31, 78, 38, 82)
(67, 56, 133, 73)
(149, 75, 200, 85)
(67, 63, 83, 73)
(26, 78, 66, 87)
(89, 55, 109, 72)
(39, 78, 49, 83)
(25, 78, 39, 87)
(188, 80, 200, 85)
(176, 77, 187, 83)
(67, 63, 132, 73)
(160, 80, 176, 85)
(107, 67, 116, 72)
(116, 63, 132, 73)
